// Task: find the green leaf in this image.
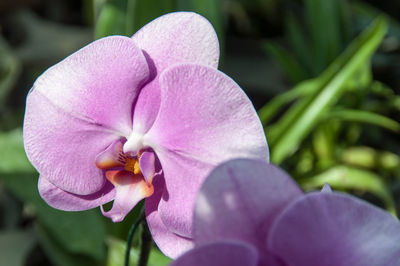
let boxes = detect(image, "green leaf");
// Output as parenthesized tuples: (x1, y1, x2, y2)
(258, 79, 318, 125)
(0, 129, 34, 173)
(268, 16, 388, 164)
(0, 192, 23, 229)
(305, 0, 343, 73)
(0, 230, 36, 266)
(93, 0, 108, 21)
(0, 38, 21, 106)
(14, 10, 92, 63)
(94, 2, 127, 38)
(0, 129, 107, 261)
(264, 42, 308, 83)
(298, 165, 396, 216)
(322, 108, 400, 132)
(106, 237, 171, 266)
(284, 12, 314, 77)
(312, 122, 338, 169)
(126, 0, 175, 36)
(341, 146, 400, 172)
(0, 130, 106, 262)
(36, 224, 97, 266)
(0, 172, 107, 261)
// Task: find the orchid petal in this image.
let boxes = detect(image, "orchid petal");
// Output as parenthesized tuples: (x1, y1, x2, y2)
(145, 175, 193, 259)
(102, 170, 154, 222)
(155, 152, 207, 238)
(193, 159, 302, 263)
(145, 64, 269, 238)
(268, 192, 400, 266)
(38, 176, 115, 211)
(139, 151, 156, 184)
(133, 12, 219, 70)
(95, 139, 125, 170)
(131, 12, 219, 134)
(170, 241, 259, 266)
(24, 91, 119, 194)
(24, 36, 149, 195)
(27, 36, 149, 135)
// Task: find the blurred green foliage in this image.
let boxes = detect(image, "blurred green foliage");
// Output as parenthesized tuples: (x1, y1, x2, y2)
(94, 0, 223, 46)
(0, 0, 399, 265)
(260, 1, 400, 217)
(264, 16, 394, 162)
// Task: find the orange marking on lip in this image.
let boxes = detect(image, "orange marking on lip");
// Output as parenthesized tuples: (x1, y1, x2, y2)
(105, 170, 154, 197)
(123, 151, 144, 176)
(96, 158, 124, 169)
(124, 157, 141, 174)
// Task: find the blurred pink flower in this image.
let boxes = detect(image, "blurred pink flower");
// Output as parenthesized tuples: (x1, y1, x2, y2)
(23, 12, 268, 257)
(171, 159, 400, 266)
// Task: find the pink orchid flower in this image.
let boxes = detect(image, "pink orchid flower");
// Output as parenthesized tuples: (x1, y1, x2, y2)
(171, 159, 400, 266)
(23, 12, 269, 257)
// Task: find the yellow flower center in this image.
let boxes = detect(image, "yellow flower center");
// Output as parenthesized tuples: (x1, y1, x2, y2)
(124, 157, 141, 175)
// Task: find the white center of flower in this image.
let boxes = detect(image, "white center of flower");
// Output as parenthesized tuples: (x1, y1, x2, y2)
(123, 131, 145, 156)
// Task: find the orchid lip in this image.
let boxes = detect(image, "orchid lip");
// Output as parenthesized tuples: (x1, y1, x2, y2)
(95, 139, 157, 222)
(95, 139, 156, 186)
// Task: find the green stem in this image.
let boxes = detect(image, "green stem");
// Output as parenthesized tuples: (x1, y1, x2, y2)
(124, 208, 145, 266)
(138, 222, 152, 266)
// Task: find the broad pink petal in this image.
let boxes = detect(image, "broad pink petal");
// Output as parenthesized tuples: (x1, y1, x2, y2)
(24, 36, 150, 195)
(27, 36, 149, 135)
(268, 192, 400, 266)
(155, 152, 207, 238)
(38, 176, 115, 211)
(24, 91, 119, 194)
(145, 175, 193, 259)
(139, 151, 156, 184)
(131, 12, 219, 134)
(102, 170, 153, 222)
(145, 64, 269, 238)
(170, 241, 259, 266)
(133, 12, 219, 70)
(193, 159, 302, 264)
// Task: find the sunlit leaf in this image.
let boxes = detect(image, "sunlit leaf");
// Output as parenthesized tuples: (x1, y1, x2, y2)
(258, 79, 318, 125)
(126, 0, 175, 36)
(268, 16, 387, 164)
(312, 122, 338, 169)
(341, 146, 377, 169)
(299, 165, 396, 216)
(322, 108, 400, 132)
(341, 146, 400, 172)
(94, 1, 126, 39)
